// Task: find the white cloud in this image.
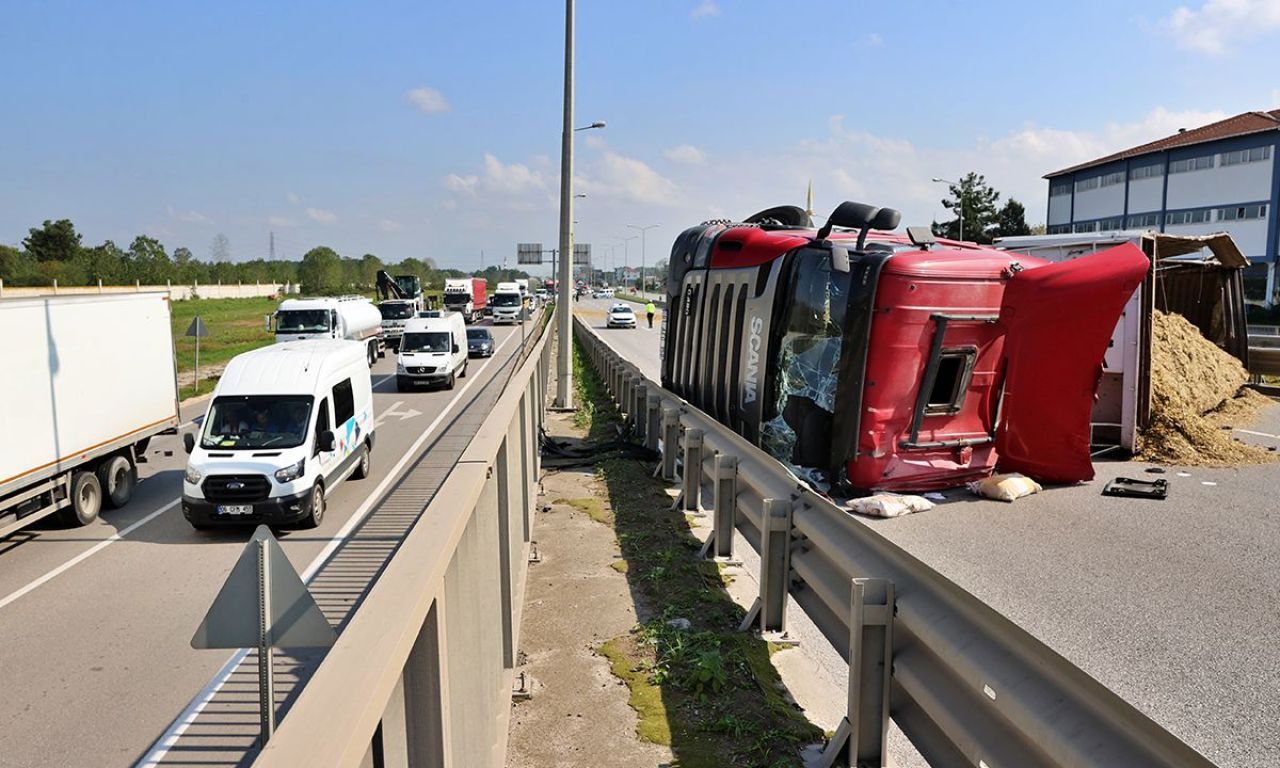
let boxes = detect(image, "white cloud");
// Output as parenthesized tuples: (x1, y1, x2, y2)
(583, 134, 609, 150)
(286, 192, 300, 205)
(268, 215, 295, 227)
(306, 207, 337, 223)
(167, 206, 211, 224)
(865, 32, 884, 47)
(378, 219, 404, 232)
(691, 0, 720, 19)
(664, 144, 707, 165)
(579, 152, 681, 206)
(1158, 0, 1280, 54)
(406, 86, 451, 114)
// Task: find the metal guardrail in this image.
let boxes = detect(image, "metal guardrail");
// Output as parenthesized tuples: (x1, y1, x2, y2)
(573, 316, 1214, 768)
(251, 311, 554, 767)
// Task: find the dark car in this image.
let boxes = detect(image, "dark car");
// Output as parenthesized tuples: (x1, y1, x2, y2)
(466, 327, 495, 357)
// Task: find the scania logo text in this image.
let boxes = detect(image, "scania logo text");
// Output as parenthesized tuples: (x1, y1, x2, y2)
(743, 315, 763, 404)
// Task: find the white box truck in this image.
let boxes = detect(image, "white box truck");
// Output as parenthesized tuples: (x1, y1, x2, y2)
(273, 295, 385, 366)
(181, 339, 375, 529)
(0, 293, 180, 536)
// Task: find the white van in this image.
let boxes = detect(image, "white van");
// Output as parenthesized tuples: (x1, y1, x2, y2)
(396, 313, 468, 390)
(491, 282, 523, 324)
(180, 340, 375, 530)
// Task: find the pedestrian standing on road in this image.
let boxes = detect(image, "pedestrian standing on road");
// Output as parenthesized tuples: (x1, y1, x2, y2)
(644, 301, 657, 328)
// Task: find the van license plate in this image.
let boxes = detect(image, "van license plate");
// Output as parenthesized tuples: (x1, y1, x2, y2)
(217, 505, 253, 516)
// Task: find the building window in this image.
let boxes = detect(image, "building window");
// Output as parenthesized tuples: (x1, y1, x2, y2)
(1047, 224, 1071, 234)
(1166, 209, 1212, 226)
(1217, 204, 1268, 221)
(1098, 217, 1124, 231)
(1126, 212, 1159, 228)
(1073, 221, 1098, 233)
(1169, 155, 1216, 174)
(1075, 176, 1100, 193)
(1129, 163, 1164, 181)
(1100, 171, 1125, 188)
(1049, 180, 1072, 197)
(1220, 146, 1272, 166)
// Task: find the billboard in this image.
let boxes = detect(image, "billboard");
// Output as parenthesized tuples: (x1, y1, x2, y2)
(573, 243, 591, 265)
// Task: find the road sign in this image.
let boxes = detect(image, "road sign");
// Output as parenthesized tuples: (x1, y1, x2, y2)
(517, 243, 543, 264)
(573, 243, 591, 264)
(185, 316, 209, 337)
(192, 525, 334, 744)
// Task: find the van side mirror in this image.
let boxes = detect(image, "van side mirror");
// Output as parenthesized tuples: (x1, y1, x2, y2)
(318, 430, 336, 452)
(183, 432, 195, 454)
(453, 343, 460, 354)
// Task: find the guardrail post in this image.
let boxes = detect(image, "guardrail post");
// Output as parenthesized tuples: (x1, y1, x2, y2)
(681, 428, 703, 513)
(645, 394, 661, 452)
(740, 499, 793, 635)
(661, 408, 680, 481)
(710, 455, 737, 559)
(820, 578, 895, 768)
(633, 383, 648, 437)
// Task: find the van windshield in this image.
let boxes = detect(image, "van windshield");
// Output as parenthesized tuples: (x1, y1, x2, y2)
(201, 395, 314, 450)
(401, 331, 451, 353)
(492, 293, 520, 307)
(277, 310, 330, 334)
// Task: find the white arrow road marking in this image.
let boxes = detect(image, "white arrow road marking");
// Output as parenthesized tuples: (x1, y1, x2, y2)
(374, 401, 424, 428)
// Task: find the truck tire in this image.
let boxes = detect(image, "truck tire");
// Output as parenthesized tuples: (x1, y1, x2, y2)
(97, 454, 136, 509)
(367, 341, 377, 367)
(352, 443, 371, 480)
(61, 471, 103, 527)
(298, 483, 325, 529)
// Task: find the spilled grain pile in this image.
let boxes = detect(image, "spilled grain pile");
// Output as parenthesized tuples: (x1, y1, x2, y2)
(1138, 310, 1277, 466)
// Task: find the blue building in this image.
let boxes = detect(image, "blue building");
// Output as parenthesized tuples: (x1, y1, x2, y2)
(1044, 110, 1279, 303)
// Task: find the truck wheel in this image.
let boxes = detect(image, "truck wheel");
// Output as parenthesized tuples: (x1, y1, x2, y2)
(352, 443, 371, 480)
(97, 454, 136, 509)
(367, 342, 377, 367)
(299, 483, 325, 529)
(61, 471, 103, 527)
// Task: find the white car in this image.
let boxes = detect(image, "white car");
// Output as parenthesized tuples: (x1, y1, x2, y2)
(592, 287, 615, 299)
(606, 303, 636, 329)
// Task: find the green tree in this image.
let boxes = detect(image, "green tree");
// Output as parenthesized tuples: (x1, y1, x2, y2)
(359, 253, 384, 288)
(24, 219, 82, 262)
(0, 244, 40, 285)
(931, 173, 1001, 245)
(77, 240, 128, 283)
(993, 199, 1032, 239)
(125, 235, 172, 284)
(298, 246, 344, 294)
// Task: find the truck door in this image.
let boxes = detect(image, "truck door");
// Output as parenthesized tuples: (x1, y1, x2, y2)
(994, 244, 1148, 483)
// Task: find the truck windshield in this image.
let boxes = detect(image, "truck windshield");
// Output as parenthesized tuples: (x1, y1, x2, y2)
(395, 276, 421, 296)
(201, 395, 314, 450)
(379, 303, 414, 320)
(443, 293, 470, 306)
(492, 294, 520, 307)
(276, 310, 330, 334)
(401, 331, 451, 353)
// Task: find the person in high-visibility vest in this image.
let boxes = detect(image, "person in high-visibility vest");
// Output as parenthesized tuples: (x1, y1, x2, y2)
(644, 301, 657, 328)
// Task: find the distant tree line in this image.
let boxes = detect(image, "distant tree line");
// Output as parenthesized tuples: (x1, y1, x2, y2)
(0, 219, 532, 294)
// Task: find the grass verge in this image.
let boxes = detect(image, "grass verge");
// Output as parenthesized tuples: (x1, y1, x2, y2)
(170, 297, 279, 396)
(572, 335, 821, 767)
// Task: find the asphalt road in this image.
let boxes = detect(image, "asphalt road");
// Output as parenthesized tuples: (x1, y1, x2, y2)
(0, 318, 533, 768)
(577, 296, 1280, 768)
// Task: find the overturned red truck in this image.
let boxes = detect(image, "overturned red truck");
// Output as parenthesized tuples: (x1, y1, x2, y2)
(660, 202, 1148, 493)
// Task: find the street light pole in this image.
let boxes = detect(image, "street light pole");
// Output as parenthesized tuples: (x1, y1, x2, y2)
(627, 223, 658, 298)
(931, 177, 963, 243)
(617, 236, 638, 290)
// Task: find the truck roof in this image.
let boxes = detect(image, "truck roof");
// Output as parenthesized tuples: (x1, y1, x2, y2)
(216, 340, 365, 396)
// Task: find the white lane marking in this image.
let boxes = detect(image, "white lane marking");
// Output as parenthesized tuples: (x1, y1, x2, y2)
(136, 330, 520, 767)
(1234, 428, 1280, 440)
(0, 499, 181, 611)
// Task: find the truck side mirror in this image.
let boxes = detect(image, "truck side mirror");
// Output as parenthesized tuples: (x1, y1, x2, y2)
(318, 430, 336, 452)
(183, 432, 195, 454)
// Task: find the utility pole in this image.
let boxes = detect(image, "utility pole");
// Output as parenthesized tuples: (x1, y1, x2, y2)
(627, 224, 658, 297)
(554, 0, 576, 409)
(269, 231, 275, 260)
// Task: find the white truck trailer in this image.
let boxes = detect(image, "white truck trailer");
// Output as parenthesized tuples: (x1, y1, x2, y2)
(0, 293, 180, 536)
(273, 295, 385, 366)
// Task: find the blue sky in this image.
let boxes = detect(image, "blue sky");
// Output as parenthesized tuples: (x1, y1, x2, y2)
(2, 0, 1278, 274)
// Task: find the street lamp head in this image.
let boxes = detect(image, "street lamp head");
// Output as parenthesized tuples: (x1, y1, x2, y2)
(574, 120, 607, 131)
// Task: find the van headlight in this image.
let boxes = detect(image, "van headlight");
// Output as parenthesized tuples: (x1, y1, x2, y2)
(184, 465, 202, 485)
(274, 459, 305, 483)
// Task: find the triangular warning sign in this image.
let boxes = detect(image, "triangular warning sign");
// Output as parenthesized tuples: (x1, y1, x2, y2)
(192, 526, 336, 650)
(185, 316, 209, 337)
